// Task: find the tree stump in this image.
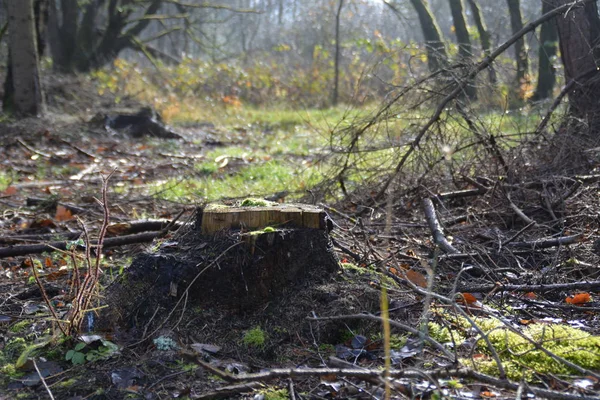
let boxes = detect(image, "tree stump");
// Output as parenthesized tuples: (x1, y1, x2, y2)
(101, 202, 339, 331)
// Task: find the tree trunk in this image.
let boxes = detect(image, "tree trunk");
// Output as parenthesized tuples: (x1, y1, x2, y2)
(448, 0, 476, 99)
(332, 0, 343, 106)
(409, 0, 448, 73)
(506, 0, 530, 101)
(465, 0, 496, 84)
(4, 0, 45, 116)
(531, 0, 558, 101)
(551, 0, 600, 132)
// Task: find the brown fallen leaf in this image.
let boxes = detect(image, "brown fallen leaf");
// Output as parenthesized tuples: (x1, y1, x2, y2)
(55, 205, 74, 221)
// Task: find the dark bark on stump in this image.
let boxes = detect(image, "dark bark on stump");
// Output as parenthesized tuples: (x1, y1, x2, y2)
(100, 209, 339, 333)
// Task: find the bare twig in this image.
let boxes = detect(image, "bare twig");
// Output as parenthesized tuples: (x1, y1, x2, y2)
(33, 358, 55, 400)
(507, 234, 583, 249)
(422, 198, 459, 254)
(456, 280, 600, 294)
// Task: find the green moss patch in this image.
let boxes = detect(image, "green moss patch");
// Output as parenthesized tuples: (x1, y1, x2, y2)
(432, 315, 600, 381)
(240, 198, 277, 207)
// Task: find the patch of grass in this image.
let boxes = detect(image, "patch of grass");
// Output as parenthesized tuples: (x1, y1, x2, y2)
(242, 326, 267, 348)
(156, 160, 326, 202)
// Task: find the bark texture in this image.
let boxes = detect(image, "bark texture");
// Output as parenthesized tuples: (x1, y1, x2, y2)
(409, 0, 448, 72)
(531, 0, 558, 101)
(5, 0, 45, 116)
(466, 0, 496, 84)
(552, 0, 600, 131)
(507, 0, 530, 100)
(448, 0, 476, 99)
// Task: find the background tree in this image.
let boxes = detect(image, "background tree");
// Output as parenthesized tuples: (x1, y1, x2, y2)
(551, 0, 600, 131)
(530, 0, 558, 101)
(4, 0, 45, 116)
(448, 0, 476, 99)
(466, 0, 496, 84)
(332, 0, 344, 106)
(506, 0, 531, 100)
(407, 0, 448, 72)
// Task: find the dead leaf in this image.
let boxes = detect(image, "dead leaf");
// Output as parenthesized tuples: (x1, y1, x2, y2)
(55, 205, 73, 221)
(3, 186, 17, 196)
(566, 292, 592, 305)
(405, 269, 427, 288)
(457, 293, 478, 305)
(523, 292, 537, 300)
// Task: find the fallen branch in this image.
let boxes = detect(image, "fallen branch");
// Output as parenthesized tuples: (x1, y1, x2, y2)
(196, 362, 600, 400)
(422, 198, 459, 254)
(506, 234, 583, 249)
(0, 219, 181, 245)
(0, 231, 162, 258)
(436, 188, 488, 201)
(456, 280, 600, 294)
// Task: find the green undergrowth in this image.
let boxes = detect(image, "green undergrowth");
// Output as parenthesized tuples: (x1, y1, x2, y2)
(155, 159, 326, 202)
(429, 316, 600, 381)
(0, 171, 14, 191)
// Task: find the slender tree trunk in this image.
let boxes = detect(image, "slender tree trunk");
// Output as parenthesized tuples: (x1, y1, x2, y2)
(506, 0, 530, 100)
(551, 0, 600, 132)
(278, 0, 283, 25)
(409, 0, 447, 73)
(4, 0, 45, 116)
(531, 0, 558, 101)
(448, 0, 476, 99)
(332, 0, 343, 106)
(466, 0, 496, 84)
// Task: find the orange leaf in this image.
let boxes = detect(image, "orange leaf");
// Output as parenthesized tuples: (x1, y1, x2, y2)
(3, 186, 17, 196)
(458, 293, 478, 305)
(55, 205, 73, 221)
(44, 257, 53, 268)
(405, 269, 427, 288)
(45, 270, 68, 281)
(523, 292, 537, 300)
(566, 292, 592, 305)
(480, 391, 496, 398)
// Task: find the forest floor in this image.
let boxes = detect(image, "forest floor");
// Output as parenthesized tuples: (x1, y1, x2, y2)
(0, 74, 599, 400)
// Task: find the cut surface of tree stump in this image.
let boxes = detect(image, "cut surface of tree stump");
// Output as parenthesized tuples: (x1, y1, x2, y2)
(201, 202, 328, 234)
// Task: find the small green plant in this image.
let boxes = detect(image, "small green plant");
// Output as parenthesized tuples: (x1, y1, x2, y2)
(65, 342, 86, 365)
(243, 326, 267, 348)
(153, 336, 179, 351)
(66, 339, 120, 365)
